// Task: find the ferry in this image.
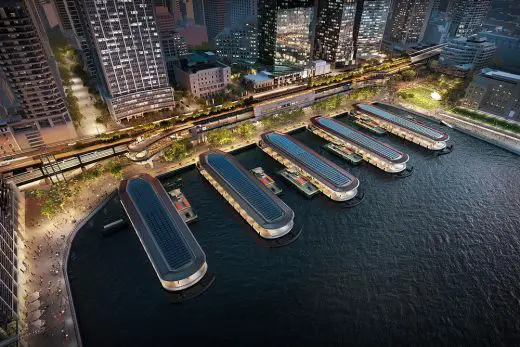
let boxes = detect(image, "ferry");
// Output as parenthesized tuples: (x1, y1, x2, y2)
(354, 117, 387, 135)
(323, 143, 363, 165)
(251, 167, 282, 195)
(168, 188, 198, 224)
(278, 168, 320, 198)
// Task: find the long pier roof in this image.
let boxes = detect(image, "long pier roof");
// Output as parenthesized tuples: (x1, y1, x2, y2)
(199, 150, 294, 230)
(261, 131, 359, 192)
(311, 116, 409, 164)
(355, 103, 449, 141)
(119, 174, 206, 283)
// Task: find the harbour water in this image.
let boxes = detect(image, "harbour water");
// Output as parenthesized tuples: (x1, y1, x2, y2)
(68, 117, 520, 346)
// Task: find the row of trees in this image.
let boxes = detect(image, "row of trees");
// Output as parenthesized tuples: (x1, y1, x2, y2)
(452, 107, 520, 134)
(34, 158, 129, 217)
(310, 56, 411, 87)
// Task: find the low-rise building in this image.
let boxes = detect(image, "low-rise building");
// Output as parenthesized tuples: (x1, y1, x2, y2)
(243, 72, 274, 92)
(439, 36, 497, 72)
(175, 53, 231, 98)
(463, 68, 520, 121)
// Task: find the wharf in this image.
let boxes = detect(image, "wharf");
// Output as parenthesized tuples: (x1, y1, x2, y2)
(354, 103, 449, 150)
(310, 117, 409, 173)
(198, 150, 295, 239)
(259, 131, 359, 202)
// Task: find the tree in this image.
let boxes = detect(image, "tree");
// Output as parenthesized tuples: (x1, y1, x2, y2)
(235, 123, 255, 140)
(65, 89, 83, 125)
(59, 66, 72, 87)
(206, 128, 235, 146)
(163, 139, 193, 162)
(400, 69, 417, 81)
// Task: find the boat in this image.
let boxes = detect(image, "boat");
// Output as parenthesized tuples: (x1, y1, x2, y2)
(323, 143, 363, 165)
(440, 120, 453, 128)
(168, 188, 198, 224)
(278, 168, 320, 198)
(354, 117, 387, 135)
(250, 167, 282, 195)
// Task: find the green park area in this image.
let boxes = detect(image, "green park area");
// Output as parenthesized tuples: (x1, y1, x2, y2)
(397, 73, 465, 110)
(397, 86, 440, 109)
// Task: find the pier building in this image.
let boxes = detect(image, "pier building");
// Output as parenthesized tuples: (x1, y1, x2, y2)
(198, 150, 294, 239)
(119, 174, 207, 291)
(354, 103, 449, 150)
(310, 116, 409, 173)
(259, 131, 359, 202)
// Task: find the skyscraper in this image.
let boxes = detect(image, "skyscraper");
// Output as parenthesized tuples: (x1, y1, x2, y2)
(82, 0, 175, 123)
(314, 0, 358, 66)
(258, 0, 316, 67)
(446, 0, 491, 38)
(53, 0, 96, 77)
(0, 0, 77, 150)
(228, 0, 258, 28)
(384, 0, 434, 47)
(356, 0, 390, 58)
(203, 0, 228, 42)
(0, 178, 24, 340)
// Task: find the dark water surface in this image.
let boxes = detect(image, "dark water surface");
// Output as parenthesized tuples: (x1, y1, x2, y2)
(69, 119, 520, 347)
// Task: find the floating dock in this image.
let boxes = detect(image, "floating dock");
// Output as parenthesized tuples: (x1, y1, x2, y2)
(251, 167, 283, 195)
(259, 131, 359, 202)
(119, 174, 207, 292)
(353, 103, 449, 150)
(198, 150, 295, 239)
(310, 116, 409, 173)
(354, 117, 387, 135)
(323, 143, 363, 165)
(168, 188, 198, 224)
(278, 168, 320, 197)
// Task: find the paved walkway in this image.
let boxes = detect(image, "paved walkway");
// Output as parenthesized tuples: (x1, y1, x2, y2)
(22, 178, 118, 347)
(69, 75, 106, 137)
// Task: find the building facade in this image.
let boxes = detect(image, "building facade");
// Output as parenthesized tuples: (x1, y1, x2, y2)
(384, 0, 433, 48)
(215, 20, 258, 63)
(0, 178, 24, 340)
(258, 0, 316, 67)
(314, 0, 358, 66)
(439, 36, 497, 71)
(356, 0, 391, 59)
(203, 0, 227, 42)
(161, 32, 189, 84)
(175, 53, 231, 98)
(446, 0, 491, 38)
(82, 0, 175, 122)
(463, 68, 520, 121)
(0, 0, 77, 150)
(228, 0, 258, 28)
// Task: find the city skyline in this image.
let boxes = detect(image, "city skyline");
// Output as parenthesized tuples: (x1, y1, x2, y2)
(0, 1, 519, 346)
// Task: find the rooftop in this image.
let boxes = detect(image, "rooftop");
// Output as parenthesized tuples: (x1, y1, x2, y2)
(119, 174, 206, 283)
(244, 73, 273, 83)
(355, 104, 449, 142)
(261, 132, 359, 192)
(311, 117, 409, 164)
(481, 68, 520, 83)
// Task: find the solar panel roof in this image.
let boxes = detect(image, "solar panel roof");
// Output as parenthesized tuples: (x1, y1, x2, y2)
(206, 152, 284, 222)
(265, 133, 352, 187)
(316, 117, 403, 161)
(357, 104, 445, 140)
(127, 178, 193, 270)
